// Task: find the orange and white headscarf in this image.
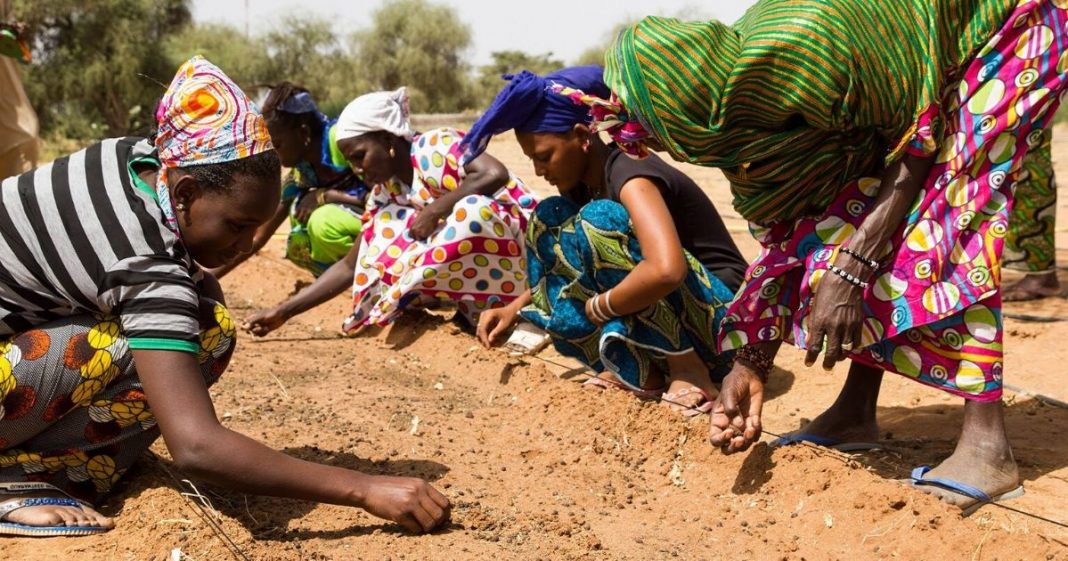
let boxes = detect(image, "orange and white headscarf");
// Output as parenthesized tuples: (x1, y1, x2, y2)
(153, 56, 273, 233)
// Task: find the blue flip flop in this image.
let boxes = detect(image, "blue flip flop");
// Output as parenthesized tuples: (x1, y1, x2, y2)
(769, 433, 882, 452)
(0, 482, 110, 537)
(910, 465, 1025, 516)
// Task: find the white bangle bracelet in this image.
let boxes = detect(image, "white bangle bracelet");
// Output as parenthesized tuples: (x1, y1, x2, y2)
(590, 294, 608, 322)
(603, 289, 619, 317)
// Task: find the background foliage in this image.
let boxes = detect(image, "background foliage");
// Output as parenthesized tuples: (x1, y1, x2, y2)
(9, 0, 1065, 145)
(9, 0, 622, 142)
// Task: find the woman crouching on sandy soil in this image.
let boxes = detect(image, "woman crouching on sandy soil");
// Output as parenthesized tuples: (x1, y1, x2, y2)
(0, 57, 448, 537)
(470, 66, 748, 415)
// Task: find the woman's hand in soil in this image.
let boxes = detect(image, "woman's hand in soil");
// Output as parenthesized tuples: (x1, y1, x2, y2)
(477, 302, 520, 348)
(243, 308, 287, 337)
(708, 364, 765, 453)
(804, 271, 865, 370)
(294, 191, 321, 224)
(358, 475, 451, 533)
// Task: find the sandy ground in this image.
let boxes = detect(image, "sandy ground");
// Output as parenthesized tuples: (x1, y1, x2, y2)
(2, 125, 1068, 560)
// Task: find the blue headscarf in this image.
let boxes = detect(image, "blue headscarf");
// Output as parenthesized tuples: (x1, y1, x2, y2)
(462, 65, 611, 159)
(265, 87, 350, 174)
(278, 91, 320, 114)
(267, 87, 328, 127)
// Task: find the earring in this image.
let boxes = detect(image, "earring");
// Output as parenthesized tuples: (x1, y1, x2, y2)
(582, 139, 590, 152)
(175, 203, 186, 211)
(389, 146, 396, 158)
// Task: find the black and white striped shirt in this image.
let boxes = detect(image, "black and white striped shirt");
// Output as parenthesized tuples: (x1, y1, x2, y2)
(0, 137, 202, 353)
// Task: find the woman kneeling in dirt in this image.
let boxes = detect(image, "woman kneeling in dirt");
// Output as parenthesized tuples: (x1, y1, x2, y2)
(603, 0, 1067, 513)
(211, 82, 370, 280)
(244, 88, 538, 337)
(470, 66, 748, 415)
(0, 57, 448, 537)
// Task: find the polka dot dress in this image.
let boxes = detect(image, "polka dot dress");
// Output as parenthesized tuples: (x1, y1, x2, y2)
(344, 128, 537, 331)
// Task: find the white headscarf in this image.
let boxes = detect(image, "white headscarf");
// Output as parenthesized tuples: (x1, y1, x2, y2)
(335, 87, 414, 142)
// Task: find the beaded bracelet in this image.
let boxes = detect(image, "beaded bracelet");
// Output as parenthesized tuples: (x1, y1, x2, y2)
(828, 264, 870, 289)
(734, 345, 772, 384)
(840, 247, 880, 270)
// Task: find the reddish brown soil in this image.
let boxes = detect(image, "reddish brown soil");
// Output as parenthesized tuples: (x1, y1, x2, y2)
(2, 126, 1067, 560)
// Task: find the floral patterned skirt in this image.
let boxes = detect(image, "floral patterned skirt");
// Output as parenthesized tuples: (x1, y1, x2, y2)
(522, 197, 736, 390)
(0, 300, 235, 501)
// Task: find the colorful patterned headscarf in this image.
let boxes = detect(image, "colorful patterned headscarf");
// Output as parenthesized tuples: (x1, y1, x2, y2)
(335, 87, 414, 142)
(461, 66, 613, 159)
(154, 56, 272, 233)
(550, 84, 652, 159)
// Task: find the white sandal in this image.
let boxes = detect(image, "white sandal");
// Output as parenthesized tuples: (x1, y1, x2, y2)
(504, 321, 552, 355)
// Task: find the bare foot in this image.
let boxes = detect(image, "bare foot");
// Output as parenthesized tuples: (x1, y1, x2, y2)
(912, 441, 1020, 510)
(778, 362, 883, 445)
(784, 403, 881, 445)
(1003, 271, 1060, 302)
(911, 400, 1020, 512)
(0, 492, 114, 530)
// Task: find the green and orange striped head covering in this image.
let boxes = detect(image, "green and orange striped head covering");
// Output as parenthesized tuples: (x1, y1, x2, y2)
(604, 17, 741, 169)
(602, 12, 883, 224)
(603, 1, 1015, 224)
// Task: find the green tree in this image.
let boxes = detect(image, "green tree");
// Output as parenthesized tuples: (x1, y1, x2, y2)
(573, 18, 636, 68)
(14, 0, 193, 137)
(164, 23, 273, 91)
(352, 0, 474, 113)
(575, 7, 721, 67)
(475, 50, 563, 107)
(262, 16, 367, 117)
(573, 45, 606, 68)
(165, 16, 367, 119)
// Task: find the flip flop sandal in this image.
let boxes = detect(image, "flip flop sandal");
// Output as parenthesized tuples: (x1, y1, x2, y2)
(661, 386, 715, 417)
(910, 465, 1025, 516)
(769, 433, 882, 452)
(0, 482, 110, 537)
(581, 374, 665, 400)
(504, 322, 552, 356)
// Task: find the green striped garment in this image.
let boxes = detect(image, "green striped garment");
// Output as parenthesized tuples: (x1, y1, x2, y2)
(605, 0, 1016, 224)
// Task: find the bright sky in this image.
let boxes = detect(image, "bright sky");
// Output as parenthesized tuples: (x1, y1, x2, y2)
(191, 0, 760, 66)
